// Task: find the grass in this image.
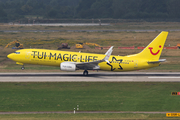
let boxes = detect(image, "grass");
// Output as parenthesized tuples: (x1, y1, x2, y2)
(0, 82, 180, 112)
(0, 31, 180, 49)
(0, 31, 179, 49)
(0, 113, 168, 120)
(149, 64, 180, 71)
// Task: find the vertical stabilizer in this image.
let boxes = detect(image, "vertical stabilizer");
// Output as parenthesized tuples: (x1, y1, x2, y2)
(136, 31, 168, 60)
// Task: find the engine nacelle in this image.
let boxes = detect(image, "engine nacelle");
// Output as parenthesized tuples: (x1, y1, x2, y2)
(60, 62, 76, 71)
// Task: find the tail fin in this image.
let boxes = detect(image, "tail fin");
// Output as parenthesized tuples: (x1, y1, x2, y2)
(136, 31, 168, 61)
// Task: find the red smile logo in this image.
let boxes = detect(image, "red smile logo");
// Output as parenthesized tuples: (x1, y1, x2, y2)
(148, 45, 161, 55)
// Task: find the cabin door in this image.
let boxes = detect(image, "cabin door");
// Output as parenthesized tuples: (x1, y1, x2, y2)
(134, 60, 138, 68)
(25, 51, 30, 59)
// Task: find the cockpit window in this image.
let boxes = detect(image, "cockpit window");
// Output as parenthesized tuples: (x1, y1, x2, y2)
(15, 52, 20, 54)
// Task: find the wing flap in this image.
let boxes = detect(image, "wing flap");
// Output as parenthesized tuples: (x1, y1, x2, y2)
(76, 61, 101, 70)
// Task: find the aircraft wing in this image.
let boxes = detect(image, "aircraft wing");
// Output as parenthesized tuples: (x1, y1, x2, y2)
(76, 46, 113, 70)
(148, 59, 166, 63)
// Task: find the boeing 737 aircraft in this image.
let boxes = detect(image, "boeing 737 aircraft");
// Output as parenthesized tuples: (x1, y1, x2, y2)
(7, 31, 168, 75)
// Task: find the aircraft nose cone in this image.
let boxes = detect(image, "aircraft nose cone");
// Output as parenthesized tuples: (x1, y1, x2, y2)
(7, 53, 13, 59)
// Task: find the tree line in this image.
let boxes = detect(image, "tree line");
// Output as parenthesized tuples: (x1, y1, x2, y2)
(0, 0, 180, 22)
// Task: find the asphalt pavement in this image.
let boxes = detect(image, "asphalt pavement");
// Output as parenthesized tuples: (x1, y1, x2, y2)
(0, 72, 180, 82)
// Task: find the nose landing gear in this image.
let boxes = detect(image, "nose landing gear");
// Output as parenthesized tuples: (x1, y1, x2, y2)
(21, 65, 25, 70)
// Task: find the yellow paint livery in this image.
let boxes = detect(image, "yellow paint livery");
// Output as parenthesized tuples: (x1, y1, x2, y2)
(7, 31, 168, 75)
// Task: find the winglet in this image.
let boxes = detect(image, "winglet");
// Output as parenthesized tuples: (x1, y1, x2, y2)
(104, 46, 113, 64)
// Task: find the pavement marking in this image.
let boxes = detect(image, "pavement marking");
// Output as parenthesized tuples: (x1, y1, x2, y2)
(148, 77, 180, 79)
(0, 78, 134, 82)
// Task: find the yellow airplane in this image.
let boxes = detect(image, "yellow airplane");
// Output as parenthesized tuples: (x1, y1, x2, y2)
(7, 31, 168, 75)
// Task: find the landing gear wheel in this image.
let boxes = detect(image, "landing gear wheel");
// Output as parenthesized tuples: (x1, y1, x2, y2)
(83, 70, 88, 76)
(21, 66, 25, 70)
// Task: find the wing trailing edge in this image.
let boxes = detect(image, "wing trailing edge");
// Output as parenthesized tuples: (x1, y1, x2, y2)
(76, 46, 114, 70)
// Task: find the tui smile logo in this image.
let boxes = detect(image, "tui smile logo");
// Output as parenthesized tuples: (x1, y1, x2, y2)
(148, 45, 161, 55)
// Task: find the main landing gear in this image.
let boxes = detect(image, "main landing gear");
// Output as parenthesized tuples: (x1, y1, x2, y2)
(21, 65, 25, 70)
(83, 70, 88, 76)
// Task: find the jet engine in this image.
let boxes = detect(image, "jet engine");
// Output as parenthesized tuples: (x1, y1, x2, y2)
(60, 62, 76, 71)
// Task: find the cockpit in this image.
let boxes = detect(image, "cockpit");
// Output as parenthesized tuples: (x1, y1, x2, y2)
(15, 52, 20, 54)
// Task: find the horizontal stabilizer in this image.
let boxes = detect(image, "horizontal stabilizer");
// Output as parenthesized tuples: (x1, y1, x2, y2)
(148, 59, 166, 63)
